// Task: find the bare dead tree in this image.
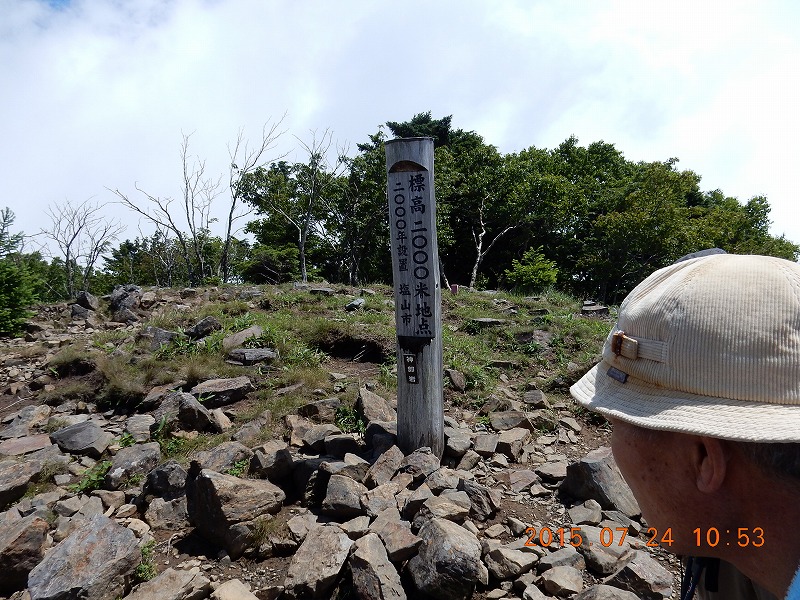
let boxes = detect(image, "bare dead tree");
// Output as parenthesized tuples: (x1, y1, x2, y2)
(223, 117, 287, 282)
(468, 193, 519, 288)
(110, 132, 221, 286)
(42, 199, 123, 297)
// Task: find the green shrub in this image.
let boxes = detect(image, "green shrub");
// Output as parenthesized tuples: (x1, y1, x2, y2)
(503, 246, 558, 293)
(0, 259, 35, 336)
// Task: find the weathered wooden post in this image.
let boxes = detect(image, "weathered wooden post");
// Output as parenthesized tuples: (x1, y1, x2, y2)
(385, 137, 444, 458)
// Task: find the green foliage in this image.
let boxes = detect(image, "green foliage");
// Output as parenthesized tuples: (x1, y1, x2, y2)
(69, 460, 112, 493)
(225, 458, 250, 477)
(334, 405, 367, 435)
(135, 540, 158, 582)
(0, 208, 36, 336)
(503, 247, 558, 293)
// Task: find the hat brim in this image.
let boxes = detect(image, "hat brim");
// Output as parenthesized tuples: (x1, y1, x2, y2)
(571, 362, 800, 443)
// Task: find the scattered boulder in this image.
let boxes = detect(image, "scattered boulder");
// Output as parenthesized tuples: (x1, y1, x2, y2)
(124, 566, 210, 600)
(0, 514, 48, 594)
(284, 524, 353, 599)
(185, 315, 222, 339)
(350, 533, 406, 600)
(0, 458, 43, 508)
(222, 325, 264, 351)
(356, 387, 396, 423)
(185, 466, 285, 558)
(105, 442, 161, 490)
(561, 447, 641, 518)
(190, 377, 254, 407)
(407, 518, 489, 599)
(227, 347, 278, 365)
(27, 513, 140, 600)
(49, 421, 114, 458)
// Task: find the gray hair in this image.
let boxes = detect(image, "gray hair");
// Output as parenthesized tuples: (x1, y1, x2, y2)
(737, 441, 800, 481)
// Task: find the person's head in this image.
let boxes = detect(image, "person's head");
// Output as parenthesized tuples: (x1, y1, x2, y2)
(570, 254, 800, 545)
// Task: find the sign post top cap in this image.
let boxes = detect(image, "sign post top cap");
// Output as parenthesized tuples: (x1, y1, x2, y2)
(385, 137, 435, 145)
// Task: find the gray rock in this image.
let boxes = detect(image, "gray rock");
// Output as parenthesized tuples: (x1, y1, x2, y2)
(0, 434, 53, 457)
(412, 493, 470, 530)
(139, 291, 157, 309)
(364, 421, 397, 451)
(356, 387, 397, 423)
(185, 315, 222, 339)
(537, 546, 586, 572)
(185, 467, 285, 559)
(284, 524, 353, 599)
(250, 440, 293, 481)
(222, 325, 264, 351)
(139, 325, 181, 350)
(322, 474, 368, 518)
(227, 347, 278, 365)
(535, 460, 569, 481)
(365, 445, 404, 488)
(105, 442, 161, 490)
(541, 565, 584, 596)
(0, 514, 48, 594)
(576, 585, 642, 600)
(189, 376, 254, 407)
(407, 518, 488, 599)
(28, 513, 140, 600)
(456, 449, 481, 470)
(125, 414, 155, 443)
(350, 533, 406, 600)
(561, 447, 641, 518)
(139, 381, 187, 411)
(361, 481, 401, 518)
(211, 579, 259, 599)
(369, 507, 422, 562)
(302, 423, 342, 452)
(606, 550, 673, 600)
(152, 391, 216, 433)
(569, 499, 603, 526)
(144, 496, 189, 530)
(309, 286, 335, 296)
(522, 388, 550, 408)
(50, 420, 114, 458)
(457, 478, 501, 521)
(495, 468, 539, 492)
(144, 460, 187, 498)
(490, 411, 534, 431)
(473, 433, 499, 456)
(445, 368, 466, 392)
(575, 525, 633, 575)
(124, 566, 210, 600)
(75, 290, 99, 311)
(324, 434, 361, 458)
(112, 307, 139, 323)
(444, 430, 472, 458)
(484, 545, 539, 580)
(1, 405, 51, 440)
(399, 447, 440, 483)
(0, 458, 42, 508)
(110, 284, 142, 311)
(497, 427, 530, 461)
(192, 441, 253, 474)
(426, 467, 461, 494)
(70, 303, 90, 319)
(297, 397, 341, 422)
(345, 298, 366, 311)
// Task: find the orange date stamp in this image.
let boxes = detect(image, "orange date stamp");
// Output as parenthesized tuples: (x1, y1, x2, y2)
(523, 526, 765, 548)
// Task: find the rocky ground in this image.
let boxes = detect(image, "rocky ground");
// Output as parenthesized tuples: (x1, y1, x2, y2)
(0, 284, 682, 600)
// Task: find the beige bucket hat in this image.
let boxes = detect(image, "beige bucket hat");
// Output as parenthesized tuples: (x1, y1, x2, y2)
(570, 253, 800, 442)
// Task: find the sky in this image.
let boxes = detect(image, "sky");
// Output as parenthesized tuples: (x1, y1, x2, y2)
(3, 0, 800, 258)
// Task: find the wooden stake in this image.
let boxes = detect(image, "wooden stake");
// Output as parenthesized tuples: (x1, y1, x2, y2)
(385, 137, 443, 458)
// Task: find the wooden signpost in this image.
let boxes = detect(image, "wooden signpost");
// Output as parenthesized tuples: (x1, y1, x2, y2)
(385, 137, 444, 458)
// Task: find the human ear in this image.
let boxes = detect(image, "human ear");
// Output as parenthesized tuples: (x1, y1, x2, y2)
(695, 436, 729, 493)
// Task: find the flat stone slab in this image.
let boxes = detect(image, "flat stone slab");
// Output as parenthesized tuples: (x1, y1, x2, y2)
(0, 434, 53, 456)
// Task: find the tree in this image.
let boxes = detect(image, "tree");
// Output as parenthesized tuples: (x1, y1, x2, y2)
(241, 130, 346, 283)
(41, 199, 122, 298)
(222, 118, 286, 282)
(111, 133, 221, 286)
(0, 208, 36, 335)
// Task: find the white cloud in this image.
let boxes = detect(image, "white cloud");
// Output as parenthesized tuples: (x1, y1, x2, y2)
(2, 0, 800, 255)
